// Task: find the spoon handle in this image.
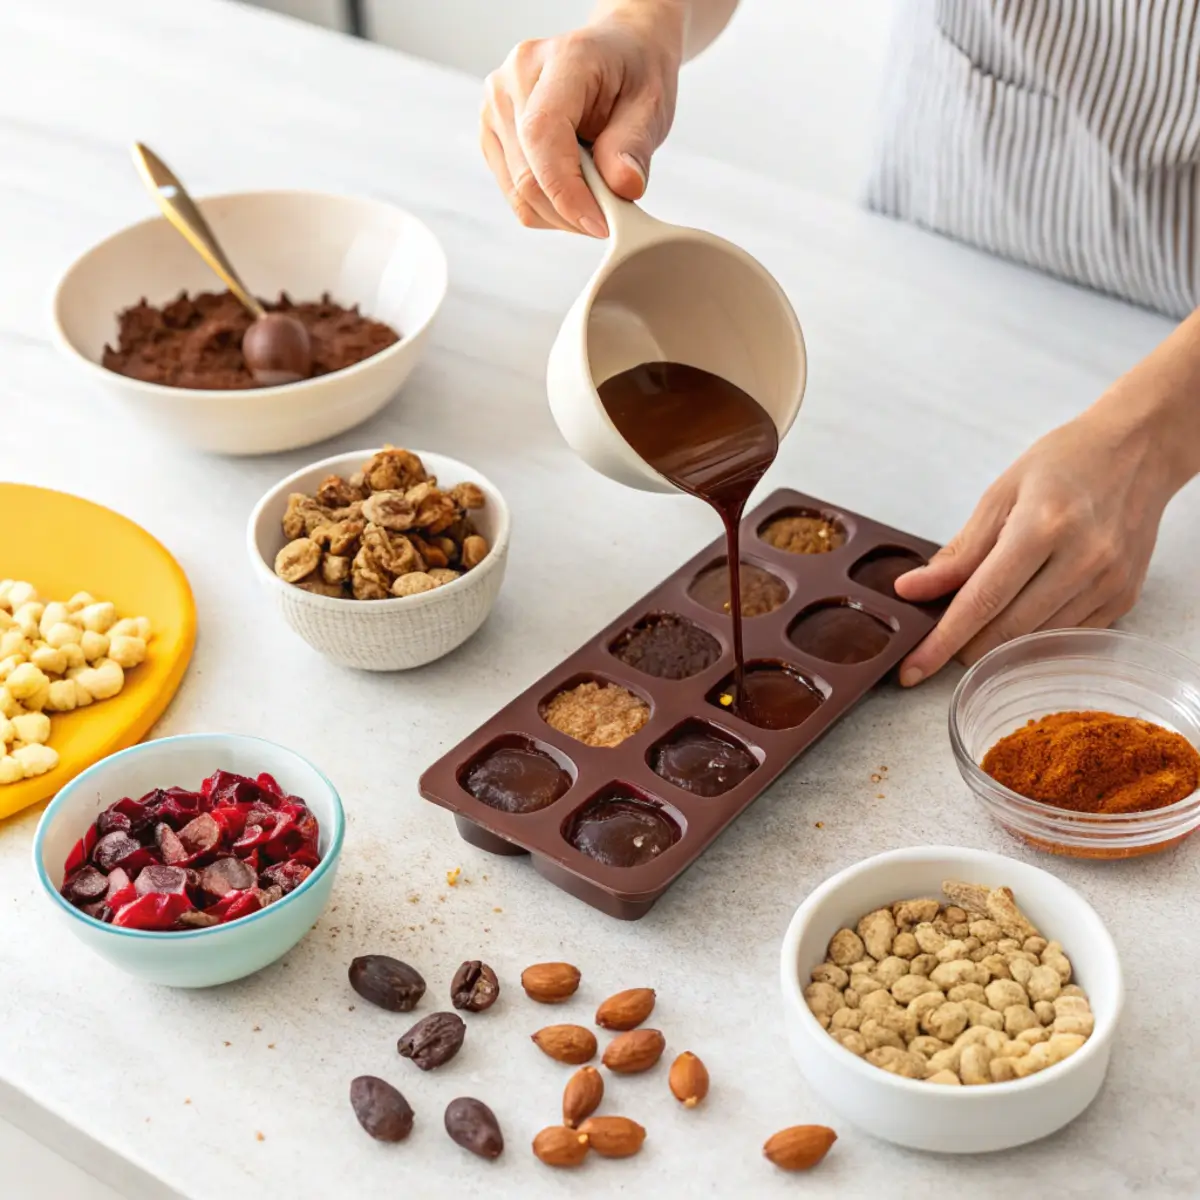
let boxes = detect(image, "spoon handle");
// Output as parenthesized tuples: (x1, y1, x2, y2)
(130, 142, 265, 319)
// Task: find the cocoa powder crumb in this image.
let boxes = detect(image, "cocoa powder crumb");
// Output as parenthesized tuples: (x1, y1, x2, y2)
(760, 513, 845, 555)
(543, 680, 650, 748)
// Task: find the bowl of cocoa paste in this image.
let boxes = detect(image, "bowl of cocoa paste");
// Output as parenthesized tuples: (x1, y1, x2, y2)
(52, 190, 447, 455)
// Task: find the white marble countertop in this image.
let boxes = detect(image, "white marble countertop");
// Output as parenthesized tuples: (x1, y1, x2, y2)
(2, 1, 1199, 1196)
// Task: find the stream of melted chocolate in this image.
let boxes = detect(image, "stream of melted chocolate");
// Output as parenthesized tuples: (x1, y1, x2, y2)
(599, 362, 813, 728)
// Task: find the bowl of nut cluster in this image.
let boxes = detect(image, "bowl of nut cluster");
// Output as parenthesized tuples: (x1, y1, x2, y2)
(52, 190, 446, 455)
(33, 732, 344, 987)
(248, 446, 509, 670)
(780, 846, 1122, 1153)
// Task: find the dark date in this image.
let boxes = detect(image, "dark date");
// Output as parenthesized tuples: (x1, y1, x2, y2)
(349, 955, 427, 1012)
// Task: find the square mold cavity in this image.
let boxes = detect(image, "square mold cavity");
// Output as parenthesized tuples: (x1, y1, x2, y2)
(456, 734, 577, 815)
(687, 557, 790, 619)
(561, 783, 685, 868)
(706, 660, 829, 731)
(756, 506, 848, 555)
(648, 718, 762, 797)
(538, 673, 653, 749)
(608, 611, 722, 681)
(788, 600, 898, 665)
(849, 546, 928, 601)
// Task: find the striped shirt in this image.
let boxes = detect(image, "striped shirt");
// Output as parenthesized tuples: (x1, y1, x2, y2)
(866, 0, 1200, 318)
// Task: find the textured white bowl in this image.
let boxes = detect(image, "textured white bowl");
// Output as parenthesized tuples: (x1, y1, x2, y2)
(33, 733, 344, 989)
(52, 190, 447, 456)
(780, 846, 1123, 1153)
(248, 449, 510, 670)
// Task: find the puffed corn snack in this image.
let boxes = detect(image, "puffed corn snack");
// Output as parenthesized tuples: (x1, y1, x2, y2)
(0, 581, 152, 783)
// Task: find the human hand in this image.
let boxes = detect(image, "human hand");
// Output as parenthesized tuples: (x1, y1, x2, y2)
(893, 405, 1177, 685)
(480, 1, 684, 235)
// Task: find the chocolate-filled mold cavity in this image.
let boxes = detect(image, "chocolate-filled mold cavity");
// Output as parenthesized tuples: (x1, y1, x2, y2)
(540, 676, 651, 748)
(688, 558, 790, 618)
(458, 735, 575, 814)
(563, 787, 683, 868)
(849, 546, 927, 601)
(757, 508, 847, 555)
(788, 601, 897, 665)
(649, 720, 760, 797)
(609, 613, 721, 680)
(708, 661, 828, 731)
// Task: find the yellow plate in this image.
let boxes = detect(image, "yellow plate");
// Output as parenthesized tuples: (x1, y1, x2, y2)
(0, 485, 196, 820)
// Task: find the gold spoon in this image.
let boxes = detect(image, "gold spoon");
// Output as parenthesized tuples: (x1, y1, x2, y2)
(130, 142, 312, 386)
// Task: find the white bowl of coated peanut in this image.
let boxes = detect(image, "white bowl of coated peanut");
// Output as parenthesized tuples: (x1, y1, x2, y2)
(780, 846, 1122, 1153)
(247, 447, 509, 671)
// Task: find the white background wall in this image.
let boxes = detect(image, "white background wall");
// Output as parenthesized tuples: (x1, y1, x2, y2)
(248, 0, 899, 203)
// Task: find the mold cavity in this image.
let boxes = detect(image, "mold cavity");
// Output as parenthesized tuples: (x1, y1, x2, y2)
(849, 546, 927, 601)
(788, 601, 896, 665)
(757, 507, 846, 555)
(707, 661, 828, 731)
(458, 735, 575, 815)
(563, 785, 683, 868)
(648, 719, 760, 797)
(609, 612, 721, 680)
(688, 557, 790, 618)
(539, 675, 652, 749)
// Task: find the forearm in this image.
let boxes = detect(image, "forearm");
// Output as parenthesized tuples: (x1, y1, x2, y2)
(1091, 307, 1200, 495)
(591, 0, 738, 61)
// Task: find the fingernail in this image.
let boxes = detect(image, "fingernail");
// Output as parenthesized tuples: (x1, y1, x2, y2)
(580, 214, 608, 239)
(619, 152, 647, 185)
(900, 667, 924, 688)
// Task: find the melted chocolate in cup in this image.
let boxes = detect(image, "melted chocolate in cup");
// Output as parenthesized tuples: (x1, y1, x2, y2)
(566, 793, 681, 868)
(598, 363, 779, 704)
(688, 560, 789, 619)
(712, 665, 825, 731)
(611, 614, 721, 680)
(651, 722, 758, 797)
(850, 548, 927, 601)
(790, 604, 893, 665)
(463, 744, 571, 814)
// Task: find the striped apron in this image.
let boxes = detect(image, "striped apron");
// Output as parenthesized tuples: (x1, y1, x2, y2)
(866, 0, 1200, 318)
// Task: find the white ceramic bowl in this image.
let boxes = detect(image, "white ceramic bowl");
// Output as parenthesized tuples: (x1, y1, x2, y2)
(33, 733, 344, 989)
(248, 448, 510, 671)
(52, 190, 447, 456)
(780, 846, 1123, 1153)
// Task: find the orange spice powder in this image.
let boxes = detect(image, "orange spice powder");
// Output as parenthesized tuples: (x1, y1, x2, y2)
(981, 710, 1200, 814)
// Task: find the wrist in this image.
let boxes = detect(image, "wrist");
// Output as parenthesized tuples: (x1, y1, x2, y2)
(590, 0, 689, 58)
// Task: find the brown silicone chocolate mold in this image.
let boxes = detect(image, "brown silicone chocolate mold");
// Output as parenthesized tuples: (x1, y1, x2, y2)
(419, 489, 944, 919)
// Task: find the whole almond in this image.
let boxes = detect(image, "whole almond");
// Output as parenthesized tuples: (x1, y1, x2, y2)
(763, 1125, 838, 1171)
(595, 987, 656, 1031)
(532, 1125, 590, 1167)
(602, 1028, 666, 1074)
(562, 1066, 604, 1128)
(577, 1116, 646, 1159)
(668, 1051, 710, 1107)
(532, 1024, 598, 1065)
(521, 962, 581, 1003)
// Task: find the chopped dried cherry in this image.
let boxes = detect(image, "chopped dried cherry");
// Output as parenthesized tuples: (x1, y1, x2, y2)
(62, 767, 321, 932)
(135, 865, 190, 896)
(113, 892, 194, 930)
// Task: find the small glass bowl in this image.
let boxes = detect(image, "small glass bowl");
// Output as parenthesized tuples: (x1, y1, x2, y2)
(949, 628, 1200, 859)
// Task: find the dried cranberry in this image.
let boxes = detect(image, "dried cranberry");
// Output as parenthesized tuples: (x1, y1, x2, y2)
(208, 889, 262, 924)
(96, 810, 131, 837)
(233, 823, 271, 854)
(204, 770, 273, 809)
(200, 856, 257, 899)
(256, 772, 284, 797)
(106, 882, 138, 911)
(93, 831, 143, 872)
(177, 812, 220, 857)
(156, 823, 188, 865)
(135, 865, 190, 896)
(114, 847, 160, 877)
(113, 892, 194, 930)
(209, 805, 248, 840)
(148, 786, 205, 830)
(62, 866, 109, 906)
(111, 795, 154, 834)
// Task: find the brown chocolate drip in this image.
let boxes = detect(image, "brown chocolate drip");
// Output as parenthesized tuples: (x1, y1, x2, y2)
(597, 363, 779, 706)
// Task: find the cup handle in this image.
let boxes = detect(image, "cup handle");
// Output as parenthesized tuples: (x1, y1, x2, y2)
(578, 142, 660, 247)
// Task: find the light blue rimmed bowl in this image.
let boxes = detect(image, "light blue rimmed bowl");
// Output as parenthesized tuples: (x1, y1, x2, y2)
(33, 733, 344, 988)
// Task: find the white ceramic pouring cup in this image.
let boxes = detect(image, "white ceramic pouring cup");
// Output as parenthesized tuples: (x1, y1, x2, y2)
(546, 149, 807, 493)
